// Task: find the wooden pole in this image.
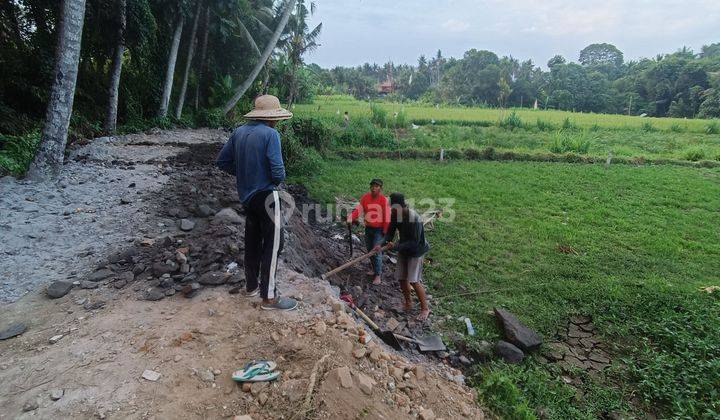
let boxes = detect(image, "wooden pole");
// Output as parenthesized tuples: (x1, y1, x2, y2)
(321, 244, 392, 279)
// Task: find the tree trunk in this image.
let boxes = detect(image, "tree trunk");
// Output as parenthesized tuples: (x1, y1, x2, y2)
(222, 0, 296, 115)
(287, 63, 299, 109)
(262, 56, 272, 94)
(104, 0, 127, 133)
(158, 15, 184, 118)
(194, 5, 210, 110)
(175, 1, 201, 119)
(27, 0, 87, 180)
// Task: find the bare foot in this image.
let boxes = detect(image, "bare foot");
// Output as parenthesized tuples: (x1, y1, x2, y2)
(366, 270, 374, 276)
(416, 309, 430, 321)
(372, 275, 381, 285)
(402, 300, 413, 312)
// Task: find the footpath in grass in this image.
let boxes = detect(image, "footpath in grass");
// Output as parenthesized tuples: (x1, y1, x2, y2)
(298, 159, 720, 419)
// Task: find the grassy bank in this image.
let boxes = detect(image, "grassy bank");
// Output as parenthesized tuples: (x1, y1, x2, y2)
(298, 158, 720, 419)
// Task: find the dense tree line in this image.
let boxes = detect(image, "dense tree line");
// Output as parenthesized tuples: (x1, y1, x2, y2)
(0, 0, 322, 177)
(316, 43, 720, 118)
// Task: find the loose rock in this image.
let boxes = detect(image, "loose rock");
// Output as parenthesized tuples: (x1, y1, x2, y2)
(419, 408, 436, 420)
(198, 272, 228, 286)
(494, 307, 542, 351)
(142, 369, 161, 381)
(332, 366, 354, 389)
(0, 323, 27, 340)
(214, 208, 243, 224)
(49, 334, 64, 344)
(80, 280, 99, 289)
(144, 288, 165, 301)
(314, 320, 327, 336)
(47, 281, 73, 299)
(356, 372, 375, 395)
(495, 340, 524, 364)
(50, 389, 64, 401)
(198, 369, 215, 382)
(179, 219, 195, 231)
(22, 399, 39, 412)
(87, 269, 114, 282)
(352, 347, 367, 359)
(197, 204, 214, 217)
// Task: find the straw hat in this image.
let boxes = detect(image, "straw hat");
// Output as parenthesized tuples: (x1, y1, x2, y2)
(243, 95, 293, 121)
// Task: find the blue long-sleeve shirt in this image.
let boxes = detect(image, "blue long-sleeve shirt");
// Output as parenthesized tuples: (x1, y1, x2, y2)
(216, 122, 286, 204)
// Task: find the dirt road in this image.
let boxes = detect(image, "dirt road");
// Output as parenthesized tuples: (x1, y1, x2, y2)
(0, 129, 484, 419)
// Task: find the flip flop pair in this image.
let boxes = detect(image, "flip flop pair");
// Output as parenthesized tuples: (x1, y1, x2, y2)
(232, 360, 279, 382)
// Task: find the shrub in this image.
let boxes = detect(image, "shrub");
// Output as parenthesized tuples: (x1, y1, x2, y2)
(549, 131, 591, 154)
(500, 111, 524, 130)
(0, 132, 41, 176)
(335, 118, 396, 149)
(69, 114, 103, 141)
(289, 116, 331, 152)
(590, 123, 601, 132)
(683, 148, 706, 161)
(370, 103, 388, 127)
(705, 121, 719, 135)
(641, 121, 656, 132)
(281, 132, 323, 177)
(394, 109, 409, 129)
(562, 117, 577, 130)
(195, 108, 226, 129)
(536, 119, 556, 132)
(669, 123, 684, 133)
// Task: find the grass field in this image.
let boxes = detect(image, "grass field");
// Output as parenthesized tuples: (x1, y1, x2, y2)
(297, 159, 720, 419)
(295, 95, 720, 134)
(294, 96, 720, 166)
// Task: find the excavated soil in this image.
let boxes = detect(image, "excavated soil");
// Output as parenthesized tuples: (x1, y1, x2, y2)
(0, 129, 485, 419)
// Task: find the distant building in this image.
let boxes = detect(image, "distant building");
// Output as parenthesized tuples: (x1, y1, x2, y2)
(379, 79, 395, 94)
(378, 67, 395, 94)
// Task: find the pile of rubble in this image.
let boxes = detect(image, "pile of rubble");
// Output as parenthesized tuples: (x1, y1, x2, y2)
(44, 203, 248, 302)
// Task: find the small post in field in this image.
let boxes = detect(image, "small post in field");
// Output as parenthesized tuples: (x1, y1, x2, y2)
(440, 148, 445, 161)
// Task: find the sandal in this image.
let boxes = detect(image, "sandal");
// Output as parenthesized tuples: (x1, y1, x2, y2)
(232, 360, 279, 382)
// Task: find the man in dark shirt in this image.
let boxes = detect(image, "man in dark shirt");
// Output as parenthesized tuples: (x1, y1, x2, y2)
(216, 95, 297, 311)
(375, 193, 431, 321)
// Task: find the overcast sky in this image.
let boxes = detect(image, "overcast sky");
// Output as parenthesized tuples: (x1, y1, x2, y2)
(305, 0, 720, 68)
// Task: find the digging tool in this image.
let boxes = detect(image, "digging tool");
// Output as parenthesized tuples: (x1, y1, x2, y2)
(339, 293, 446, 352)
(340, 293, 401, 350)
(347, 223, 353, 257)
(395, 334, 446, 352)
(322, 243, 392, 280)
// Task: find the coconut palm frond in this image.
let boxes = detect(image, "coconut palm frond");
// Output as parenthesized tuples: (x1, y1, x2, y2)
(235, 19, 261, 55)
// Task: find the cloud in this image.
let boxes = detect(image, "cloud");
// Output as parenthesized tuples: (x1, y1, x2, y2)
(305, 0, 720, 67)
(441, 18, 470, 33)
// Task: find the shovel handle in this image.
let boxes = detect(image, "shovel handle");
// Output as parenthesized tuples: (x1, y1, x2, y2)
(393, 334, 421, 344)
(321, 243, 392, 279)
(353, 306, 381, 331)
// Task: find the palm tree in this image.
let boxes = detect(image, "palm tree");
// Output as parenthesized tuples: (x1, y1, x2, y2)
(222, 0, 296, 114)
(158, 13, 184, 118)
(175, 0, 202, 119)
(27, 0, 87, 180)
(194, 0, 274, 110)
(104, 0, 127, 133)
(282, 0, 321, 108)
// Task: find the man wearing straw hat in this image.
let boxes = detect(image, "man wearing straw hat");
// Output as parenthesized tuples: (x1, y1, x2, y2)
(216, 95, 297, 311)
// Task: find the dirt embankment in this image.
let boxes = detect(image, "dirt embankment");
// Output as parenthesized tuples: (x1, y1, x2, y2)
(0, 129, 484, 419)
